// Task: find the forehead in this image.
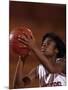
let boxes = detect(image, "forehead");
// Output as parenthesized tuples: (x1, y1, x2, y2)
(42, 37, 56, 44)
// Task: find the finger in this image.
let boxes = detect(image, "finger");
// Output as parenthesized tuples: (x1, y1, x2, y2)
(21, 35, 29, 42)
(26, 28, 33, 39)
(18, 38, 28, 46)
(31, 34, 35, 41)
(18, 35, 29, 42)
(27, 32, 35, 41)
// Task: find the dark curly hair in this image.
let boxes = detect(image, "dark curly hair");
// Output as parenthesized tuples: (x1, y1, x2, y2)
(42, 32, 66, 58)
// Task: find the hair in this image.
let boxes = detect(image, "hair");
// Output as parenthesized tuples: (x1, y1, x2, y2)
(42, 32, 66, 58)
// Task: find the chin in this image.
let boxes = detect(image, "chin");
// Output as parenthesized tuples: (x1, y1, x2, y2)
(42, 52, 51, 57)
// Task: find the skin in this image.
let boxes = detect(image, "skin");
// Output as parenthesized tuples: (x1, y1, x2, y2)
(13, 34, 66, 88)
(18, 34, 65, 74)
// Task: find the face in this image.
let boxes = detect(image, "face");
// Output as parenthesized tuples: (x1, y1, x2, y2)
(41, 37, 58, 57)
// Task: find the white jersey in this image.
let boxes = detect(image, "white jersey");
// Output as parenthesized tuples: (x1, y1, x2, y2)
(37, 64, 66, 87)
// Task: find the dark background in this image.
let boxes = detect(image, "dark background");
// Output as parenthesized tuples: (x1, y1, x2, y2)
(9, 1, 66, 88)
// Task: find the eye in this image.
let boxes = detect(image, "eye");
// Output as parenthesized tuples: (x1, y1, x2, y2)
(43, 42, 50, 46)
(42, 39, 53, 47)
(42, 43, 46, 47)
(47, 42, 51, 45)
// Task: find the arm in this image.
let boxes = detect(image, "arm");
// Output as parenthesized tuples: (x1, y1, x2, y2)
(22, 67, 38, 82)
(18, 35, 65, 74)
(12, 59, 25, 88)
(12, 56, 28, 88)
(22, 66, 39, 87)
(32, 47, 65, 73)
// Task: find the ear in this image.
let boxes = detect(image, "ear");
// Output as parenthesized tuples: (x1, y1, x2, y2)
(55, 48, 59, 54)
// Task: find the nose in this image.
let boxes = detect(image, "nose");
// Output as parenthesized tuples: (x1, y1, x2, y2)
(41, 45, 46, 52)
(41, 48, 44, 52)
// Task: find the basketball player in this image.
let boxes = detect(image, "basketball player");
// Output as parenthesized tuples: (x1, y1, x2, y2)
(18, 32, 66, 87)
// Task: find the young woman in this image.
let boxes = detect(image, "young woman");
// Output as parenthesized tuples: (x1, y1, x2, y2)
(14, 32, 66, 88)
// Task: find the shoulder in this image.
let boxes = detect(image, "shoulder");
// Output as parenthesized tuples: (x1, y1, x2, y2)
(36, 64, 48, 76)
(37, 64, 45, 72)
(56, 57, 66, 63)
(56, 57, 66, 74)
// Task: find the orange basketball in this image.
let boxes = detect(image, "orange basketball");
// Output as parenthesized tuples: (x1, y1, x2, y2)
(10, 27, 33, 56)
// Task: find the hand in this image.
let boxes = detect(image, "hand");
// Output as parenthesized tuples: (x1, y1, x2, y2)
(18, 34, 37, 50)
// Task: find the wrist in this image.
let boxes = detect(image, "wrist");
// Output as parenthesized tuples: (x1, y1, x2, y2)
(32, 45, 38, 50)
(32, 46, 39, 53)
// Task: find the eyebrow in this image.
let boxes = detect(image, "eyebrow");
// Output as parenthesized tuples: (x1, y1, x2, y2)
(43, 39, 53, 43)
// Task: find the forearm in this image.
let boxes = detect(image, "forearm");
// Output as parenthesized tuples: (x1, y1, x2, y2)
(32, 47, 61, 73)
(23, 67, 37, 81)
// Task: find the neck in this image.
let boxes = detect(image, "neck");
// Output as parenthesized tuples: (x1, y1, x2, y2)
(45, 55, 56, 63)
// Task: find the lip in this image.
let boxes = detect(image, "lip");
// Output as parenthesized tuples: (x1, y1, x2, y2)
(41, 52, 45, 55)
(41, 50, 45, 53)
(41, 49, 48, 54)
(41, 49, 46, 52)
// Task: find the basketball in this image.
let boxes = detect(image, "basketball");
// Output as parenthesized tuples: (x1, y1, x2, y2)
(10, 27, 33, 56)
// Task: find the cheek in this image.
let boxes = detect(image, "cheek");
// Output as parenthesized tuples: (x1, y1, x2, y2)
(47, 46, 55, 53)
(47, 46, 53, 50)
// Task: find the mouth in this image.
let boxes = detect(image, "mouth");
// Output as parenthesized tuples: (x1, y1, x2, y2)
(41, 49, 48, 55)
(41, 50, 45, 54)
(41, 48, 46, 52)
